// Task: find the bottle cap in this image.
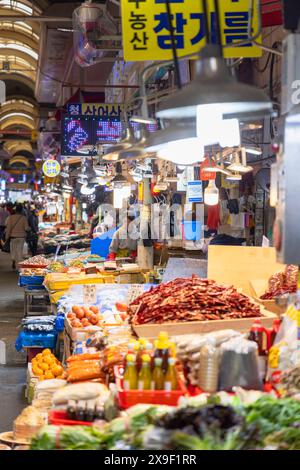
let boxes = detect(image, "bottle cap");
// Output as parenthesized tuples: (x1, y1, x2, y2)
(141, 354, 151, 363)
(127, 341, 135, 350)
(145, 342, 152, 350)
(133, 342, 140, 352)
(158, 331, 169, 340)
(139, 338, 147, 347)
(168, 357, 175, 365)
(126, 354, 135, 362)
(154, 357, 163, 366)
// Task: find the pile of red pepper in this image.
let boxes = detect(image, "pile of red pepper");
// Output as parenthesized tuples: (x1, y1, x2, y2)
(129, 275, 261, 325)
(260, 265, 298, 300)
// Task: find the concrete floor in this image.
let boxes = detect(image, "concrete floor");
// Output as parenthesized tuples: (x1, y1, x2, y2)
(0, 251, 27, 432)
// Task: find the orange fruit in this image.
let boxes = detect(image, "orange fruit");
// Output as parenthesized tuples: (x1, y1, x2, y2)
(39, 362, 49, 371)
(44, 370, 54, 380)
(32, 366, 43, 377)
(36, 353, 43, 361)
(51, 365, 63, 377)
(42, 349, 52, 356)
(43, 356, 55, 366)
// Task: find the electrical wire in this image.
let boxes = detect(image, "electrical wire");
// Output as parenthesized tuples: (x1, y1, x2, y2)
(165, 0, 182, 89)
(202, 0, 210, 43)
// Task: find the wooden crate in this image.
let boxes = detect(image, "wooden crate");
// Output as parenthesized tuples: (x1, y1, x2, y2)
(64, 316, 102, 342)
(208, 246, 285, 297)
(250, 279, 287, 317)
(133, 308, 277, 339)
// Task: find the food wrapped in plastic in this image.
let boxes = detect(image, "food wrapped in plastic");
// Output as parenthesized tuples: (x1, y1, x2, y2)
(86, 331, 108, 350)
(218, 337, 262, 391)
(285, 265, 298, 292)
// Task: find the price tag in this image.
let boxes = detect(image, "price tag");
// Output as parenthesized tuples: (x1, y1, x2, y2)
(125, 284, 145, 305)
(83, 284, 97, 304)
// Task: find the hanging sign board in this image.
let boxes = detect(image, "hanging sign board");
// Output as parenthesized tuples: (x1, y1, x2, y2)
(42, 160, 61, 178)
(121, 0, 262, 61)
(187, 180, 203, 203)
(67, 103, 128, 118)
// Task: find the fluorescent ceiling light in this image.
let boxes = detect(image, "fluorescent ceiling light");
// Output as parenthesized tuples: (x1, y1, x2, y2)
(0, 43, 38, 60)
(0, 0, 33, 15)
(130, 115, 157, 125)
(80, 184, 95, 195)
(245, 147, 263, 156)
(0, 112, 34, 122)
(226, 172, 242, 181)
(227, 153, 253, 173)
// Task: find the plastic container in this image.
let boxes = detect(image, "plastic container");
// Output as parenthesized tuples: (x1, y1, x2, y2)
(198, 340, 219, 393)
(55, 314, 65, 332)
(15, 331, 57, 351)
(90, 228, 116, 258)
(19, 275, 45, 287)
(181, 221, 202, 241)
(115, 366, 187, 409)
(18, 263, 48, 269)
(48, 410, 93, 426)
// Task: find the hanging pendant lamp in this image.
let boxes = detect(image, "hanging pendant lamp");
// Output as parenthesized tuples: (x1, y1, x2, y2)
(157, 44, 272, 121)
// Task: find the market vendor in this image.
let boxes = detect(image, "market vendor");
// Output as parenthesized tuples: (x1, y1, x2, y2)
(107, 211, 138, 260)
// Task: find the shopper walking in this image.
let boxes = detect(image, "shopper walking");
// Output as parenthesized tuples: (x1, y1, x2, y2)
(27, 205, 39, 256)
(5, 204, 30, 269)
(0, 204, 9, 242)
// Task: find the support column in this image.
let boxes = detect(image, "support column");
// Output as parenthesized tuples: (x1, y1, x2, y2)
(137, 178, 154, 269)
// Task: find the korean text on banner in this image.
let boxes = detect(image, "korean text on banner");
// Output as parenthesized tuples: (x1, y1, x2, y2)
(121, 0, 262, 61)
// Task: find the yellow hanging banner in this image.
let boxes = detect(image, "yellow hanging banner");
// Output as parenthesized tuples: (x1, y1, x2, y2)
(121, 0, 262, 61)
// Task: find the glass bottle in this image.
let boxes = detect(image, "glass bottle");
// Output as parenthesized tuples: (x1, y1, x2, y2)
(164, 357, 178, 391)
(154, 331, 170, 373)
(123, 353, 138, 390)
(138, 354, 152, 390)
(151, 357, 164, 390)
(136, 338, 147, 372)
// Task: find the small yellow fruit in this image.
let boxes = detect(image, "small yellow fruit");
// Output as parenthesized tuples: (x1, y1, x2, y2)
(36, 353, 43, 361)
(43, 356, 55, 366)
(44, 370, 54, 380)
(40, 362, 49, 371)
(42, 349, 52, 356)
(51, 365, 63, 377)
(32, 366, 43, 377)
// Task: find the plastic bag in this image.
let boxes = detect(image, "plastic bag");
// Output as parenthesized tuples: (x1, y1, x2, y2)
(218, 337, 262, 391)
(267, 305, 300, 381)
(23, 242, 28, 256)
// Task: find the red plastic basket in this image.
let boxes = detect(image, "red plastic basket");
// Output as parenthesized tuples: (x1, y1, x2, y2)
(48, 409, 93, 426)
(115, 366, 188, 409)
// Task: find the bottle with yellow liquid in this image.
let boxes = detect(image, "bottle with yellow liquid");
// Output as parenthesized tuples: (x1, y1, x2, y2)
(151, 357, 164, 390)
(136, 338, 147, 372)
(123, 354, 138, 390)
(138, 354, 152, 390)
(164, 357, 178, 391)
(154, 331, 170, 373)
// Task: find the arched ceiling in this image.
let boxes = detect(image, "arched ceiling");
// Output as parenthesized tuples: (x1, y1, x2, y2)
(0, 0, 42, 167)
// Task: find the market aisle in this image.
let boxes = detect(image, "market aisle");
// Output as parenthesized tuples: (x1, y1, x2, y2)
(0, 251, 27, 432)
